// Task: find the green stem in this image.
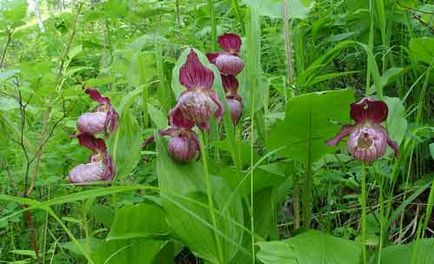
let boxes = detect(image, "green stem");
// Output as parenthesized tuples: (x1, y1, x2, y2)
(208, 0, 217, 50)
(361, 163, 367, 264)
(199, 132, 224, 263)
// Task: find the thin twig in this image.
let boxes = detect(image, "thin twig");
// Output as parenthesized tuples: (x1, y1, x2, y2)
(0, 29, 14, 68)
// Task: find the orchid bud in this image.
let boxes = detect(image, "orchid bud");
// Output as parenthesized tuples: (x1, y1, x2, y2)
(77, 88, 119, 135)
(171, 50, 224, 131)
(327, 97, 399, 162)
(227, 97, 243, 124)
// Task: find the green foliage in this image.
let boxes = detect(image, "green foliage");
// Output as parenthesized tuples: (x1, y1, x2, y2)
(0, 0, 432, 263)
(268, 89, 354, 162)
(257, 230, 361, 264)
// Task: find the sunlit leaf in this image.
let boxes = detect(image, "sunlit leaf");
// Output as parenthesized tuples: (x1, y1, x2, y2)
(257, 230, 361, 264)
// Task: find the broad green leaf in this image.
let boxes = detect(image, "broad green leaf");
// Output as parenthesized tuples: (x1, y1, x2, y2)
(91, 239, 167, 264)
(256, 230, 361, 264)
(156, 137, 245, 263)
(109, 109, 142, 180)
(147, 104, 167, 130)
(377, 239, 434, 264)
(108, 203, 170, 240)
(243, 0, 315, 20)
(268, 89, 354, 162)
(409, 38, 434, 64)
(256, 240, 297, 264)
(384, 97, 407, 145)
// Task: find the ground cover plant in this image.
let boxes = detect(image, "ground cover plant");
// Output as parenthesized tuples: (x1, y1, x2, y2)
(0, 0, 433, 263)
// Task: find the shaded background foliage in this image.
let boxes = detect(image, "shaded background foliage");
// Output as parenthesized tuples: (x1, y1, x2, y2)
(0, 0, 433, 263)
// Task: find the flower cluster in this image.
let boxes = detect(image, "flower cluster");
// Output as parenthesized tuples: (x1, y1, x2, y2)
(68, 89, 118, 184)
(144, 49, 224, 162)
(145, 34, 245, 163)
(327, 97, 399, 162)
(207, 33, 244, 124)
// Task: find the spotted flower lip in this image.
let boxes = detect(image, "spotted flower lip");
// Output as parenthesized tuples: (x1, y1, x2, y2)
(77, 88, 119, 135)
(171, 49, 224, 131)
(68, 133, 115, 184)
(207, 33, 244, 76)
(327, 97, 399, 162)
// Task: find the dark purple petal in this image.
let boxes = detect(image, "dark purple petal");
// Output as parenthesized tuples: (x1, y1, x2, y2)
(105, 107, 119, 134)
(350, 97, 388, 124)
(179, 50, 214, 89)
(206, 52, 219, 64)
(85, 88, 111, 105)
(169, 105, 195, 130)
(217, 33, 242, 54)
(326, 125, 354, 146)
(101, 153, 115, 181)
(386, 137, 400, 158)
(76, 133, 107, 153)
(221, 75, 239, 96)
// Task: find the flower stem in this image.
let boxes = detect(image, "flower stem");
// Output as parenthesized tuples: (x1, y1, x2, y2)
(361, 163, 367, 264)
(199, 132, 224, 263)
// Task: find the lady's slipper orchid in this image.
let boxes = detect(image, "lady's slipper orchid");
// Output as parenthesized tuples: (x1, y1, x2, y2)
(207, 33, 244, 76)
(162, 128, 200, 162)
(77, 88, 119, 135)
(68, 134, 115, 184)
(142, 126, 200, 163)
(222, 75, 243, 124)
(170, 50, 224, 131)
(327, 98, 399, 162)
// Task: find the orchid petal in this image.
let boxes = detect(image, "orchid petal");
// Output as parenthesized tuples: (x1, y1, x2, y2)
(179, 50, 214, 89)
(326, 125, 354, 146)
(217, 33, 242, 53)
(85, 88, 111, 105)
(76, 133, 107, 153)
(350, 97, 388, 124)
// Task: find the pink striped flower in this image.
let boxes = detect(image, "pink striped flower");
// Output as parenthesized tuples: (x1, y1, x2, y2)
(77, 89, 119, 135)
(68, 134, 115, 184)
(170, 50, 224, 131)
(207, 33, 244, 76)
(327, 98, 399, 162)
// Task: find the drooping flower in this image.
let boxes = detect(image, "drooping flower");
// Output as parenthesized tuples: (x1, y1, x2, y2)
(222, 75, 243, 124)
(142, 125, 200, 163)
(161, 127, 200, 162)
(68, 133, 115, 184)
(207, 33, 244, 76)
(77, 88, 119, 135)
(327, 97, 399, 162)
(170, 49, 224, 131)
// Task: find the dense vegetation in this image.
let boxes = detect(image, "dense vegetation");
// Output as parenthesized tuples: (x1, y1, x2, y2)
(0, 0, 433, 263)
